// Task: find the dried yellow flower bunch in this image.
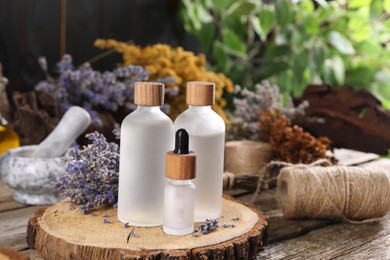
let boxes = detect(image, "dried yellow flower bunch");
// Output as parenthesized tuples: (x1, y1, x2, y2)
(94, 39, 234, 120)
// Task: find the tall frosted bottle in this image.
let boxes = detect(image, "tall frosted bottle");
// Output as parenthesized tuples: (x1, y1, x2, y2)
(174, 81, 225, 220)
(118, 82, 174, 226)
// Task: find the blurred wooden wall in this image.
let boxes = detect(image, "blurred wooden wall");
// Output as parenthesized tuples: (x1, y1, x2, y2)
(0, 0, 198, 94)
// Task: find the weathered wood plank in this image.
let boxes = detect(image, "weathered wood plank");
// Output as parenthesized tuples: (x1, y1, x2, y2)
(360, 158, 390, 171)
(335, 231, 390, 259)
(0, 180, 15, 202)
(0, 178, 30, 213)
(257, 213, 390, 259)
(0, 205, 41, 238)
(19, 249, 44, 259)
(0, 233, 28, 251)
(266, 215, 334, 244)
(239, 191, 335, 244)
(225, 189, 251, 198)
(0, 200, 27, 213)
(333, 148, 379, 166)
(239, 190, 279, 211)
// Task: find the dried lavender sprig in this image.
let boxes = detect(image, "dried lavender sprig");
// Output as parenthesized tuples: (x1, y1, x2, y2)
(127, 228, 139, 243)
(54, 131, 120, 214)
(35, 55, 178, 126)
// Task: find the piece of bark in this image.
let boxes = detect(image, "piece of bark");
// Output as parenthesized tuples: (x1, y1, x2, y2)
(12, 91, 59, 145)
(27, 197, 268, 260)
(294, 85, 390, 155)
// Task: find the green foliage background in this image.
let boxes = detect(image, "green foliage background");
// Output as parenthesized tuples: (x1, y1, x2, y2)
(180, 0, 390, 107)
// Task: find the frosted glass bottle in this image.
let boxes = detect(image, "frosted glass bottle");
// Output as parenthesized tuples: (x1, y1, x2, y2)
(118, 82, 174, 226)
(163, 129, 196, 235)
(174, 81, 225, 221)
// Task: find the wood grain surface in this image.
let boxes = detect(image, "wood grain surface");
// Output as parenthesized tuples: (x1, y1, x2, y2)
(27, 197, 268, 260)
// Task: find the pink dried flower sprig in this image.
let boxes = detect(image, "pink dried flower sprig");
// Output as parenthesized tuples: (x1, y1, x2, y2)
(54, 131, 119, 214)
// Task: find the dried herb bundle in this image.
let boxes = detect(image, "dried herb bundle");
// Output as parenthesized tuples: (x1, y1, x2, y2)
(54, 131, 119, 213)
(259, 108, 333, 164)
(227, 81, 308, 141)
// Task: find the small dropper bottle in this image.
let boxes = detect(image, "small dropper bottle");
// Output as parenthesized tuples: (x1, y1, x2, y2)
(163, 129, 196, 236)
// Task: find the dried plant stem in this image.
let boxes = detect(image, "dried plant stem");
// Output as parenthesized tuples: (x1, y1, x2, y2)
(84, 40, 134, 66)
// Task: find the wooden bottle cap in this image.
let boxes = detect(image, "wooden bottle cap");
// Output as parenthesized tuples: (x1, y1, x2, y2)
(134, 82, 164, 106)
(186, 81, 215, 106)
(165, 151, 196, 180)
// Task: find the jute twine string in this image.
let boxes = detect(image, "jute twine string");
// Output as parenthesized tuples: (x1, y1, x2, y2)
(249, 159, 331, 203)
(274, 162, 390, 223)
(224, 140, 273, 175)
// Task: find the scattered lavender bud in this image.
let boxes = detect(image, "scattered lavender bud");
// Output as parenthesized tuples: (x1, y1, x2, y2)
(223, 223, 236, 228)
(92, 213, 98, 217)
(192, 219, 220, 237)
(231, 217, 240, 221)
(124, 222, 130, 228)
(103, 219, 113, 224)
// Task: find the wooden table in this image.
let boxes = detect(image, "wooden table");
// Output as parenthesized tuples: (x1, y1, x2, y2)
(1, 149, 390, 259)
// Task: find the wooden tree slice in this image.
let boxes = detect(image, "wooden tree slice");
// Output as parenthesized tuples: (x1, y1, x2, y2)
(27, 197, 268, 259)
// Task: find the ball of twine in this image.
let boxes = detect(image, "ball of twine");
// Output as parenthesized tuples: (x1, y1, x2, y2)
(276, 165, 390, 222)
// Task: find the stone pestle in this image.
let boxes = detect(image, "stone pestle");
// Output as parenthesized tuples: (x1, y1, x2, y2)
(32, 106, 91, 158)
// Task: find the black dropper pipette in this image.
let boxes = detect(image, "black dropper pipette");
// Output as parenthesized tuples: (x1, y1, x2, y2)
(173, 128, 190, 155)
